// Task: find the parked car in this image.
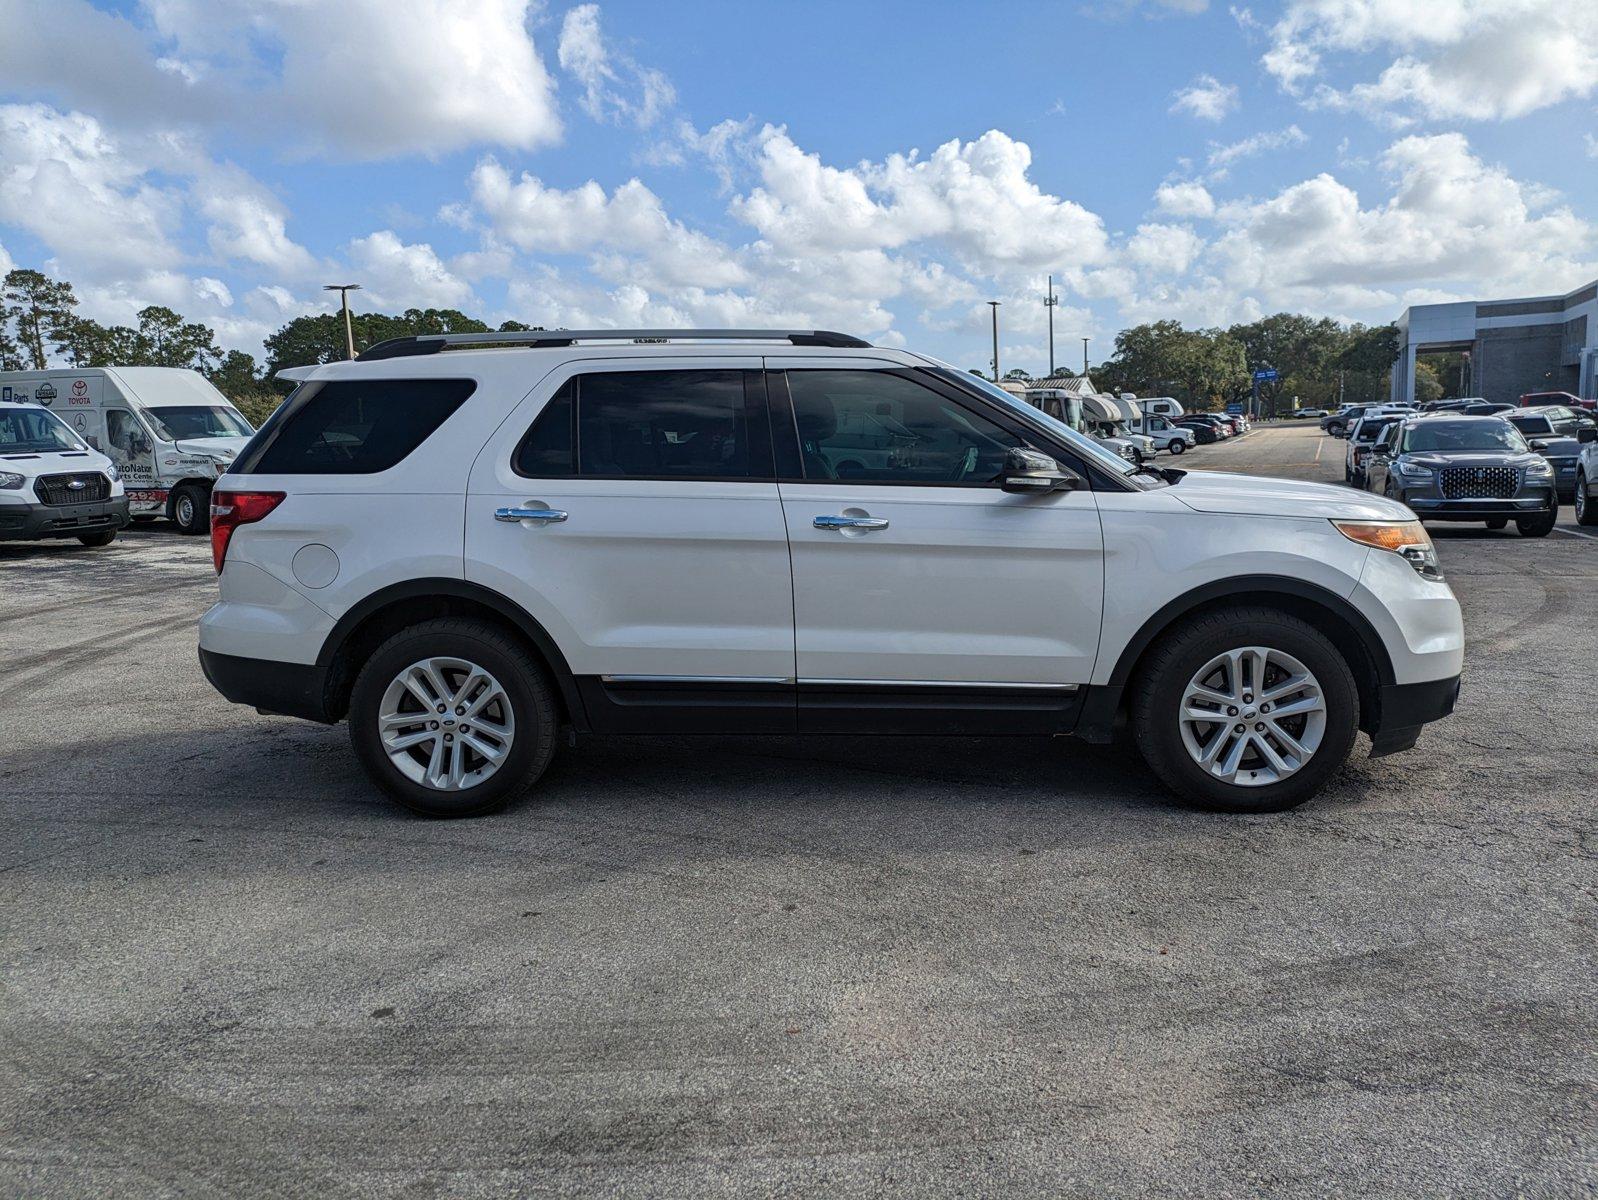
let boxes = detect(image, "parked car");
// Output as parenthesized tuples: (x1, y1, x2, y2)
(1322, 406, 1370, 437)
(0, 399, 129, 546)
(1138, 413, 1194, 455)
(1575, 427, 1598, 526)
(1292, 408, 1327, 419)
(1518, 389, 1594, 413)
(1362, 415, 1559, 536)
(1344, 414, 1404, 487)
(197, 327, 1462, 818)
(1174, 418, 1223, 445)
(1503, 408, 1592, 500)
(1180, 415, 1232, 440)
(1460, 402, 1512, 417)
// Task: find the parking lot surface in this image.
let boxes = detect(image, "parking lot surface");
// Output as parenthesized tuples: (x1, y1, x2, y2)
(2, 423, 1594, 1197)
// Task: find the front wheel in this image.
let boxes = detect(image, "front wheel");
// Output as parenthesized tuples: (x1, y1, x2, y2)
(1516, 505, 1558, 537)
(1576, 474, 1598, 526)
(1167, 439, 1186, 456)
(1130, 607, 1359, 813)
(1485, 518, 1508, 530)
(171, 483, 211, 535)
(76, 529, 116, 547)
(348, 617, 558, 817)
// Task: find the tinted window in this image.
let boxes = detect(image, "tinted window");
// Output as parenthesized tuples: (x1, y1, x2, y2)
(1354, 418, 1396, 443)
(576, 371, 753, 479)
(234, 378, 475, 474)
(513, 380, 574, 477)
(787, 370, 1021, 484)
(1506, 415, 1553, 436)
(143, 405, 254, 441)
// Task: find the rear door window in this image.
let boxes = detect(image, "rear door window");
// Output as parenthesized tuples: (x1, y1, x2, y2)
(513, 370, 768, 480)
(233, 378, 475, 474)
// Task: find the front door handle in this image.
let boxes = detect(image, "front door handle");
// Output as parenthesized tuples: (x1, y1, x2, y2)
(814, 514, 889, 531)
(496, 506, 568, 523)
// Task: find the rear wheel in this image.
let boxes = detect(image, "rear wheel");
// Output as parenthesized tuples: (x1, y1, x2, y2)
(1516, 504, 1558, 537)
(1577, 474, 1598, 527)
(1131, 607, 1359, 814)
(76, 529, 116, 547)
(171, 483, 211, 535)
(1167, 439, 1186, 456)
(348, 617, 557, 817)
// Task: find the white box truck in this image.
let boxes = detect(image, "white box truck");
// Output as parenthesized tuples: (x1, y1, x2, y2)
(0, 367, 255, 533)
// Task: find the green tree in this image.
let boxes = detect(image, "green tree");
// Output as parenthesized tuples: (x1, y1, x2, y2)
(1228, 313, 1344, 416)
(263, 307, 498, 389)
(208, 350, 281, 425)
(1335, 323, 1399, 407)
(3, 269, 79, 369)
(54, 316, 143, 367)
(0, 322, 23, 372)
(1413, 360, 1444, 404)
(1097, 320, 1247, 411)
(134, 306, 222, 371)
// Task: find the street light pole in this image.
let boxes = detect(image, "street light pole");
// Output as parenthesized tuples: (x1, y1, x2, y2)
(988, 301, 1002, 383)
(1081, 337, 1090, 377)
(1044, 275, 1058, 377)
(323, 283, 362, 360)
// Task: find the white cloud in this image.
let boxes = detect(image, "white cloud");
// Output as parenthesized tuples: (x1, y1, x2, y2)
(558, 4, 675, 128)
(0, 238, 14, 278)
(1263, 0, 1598, 122)
(1206, 125, 1307, 178)
(193, 165, 318, 277)
(0, 104, 182, 275)
(1154, 181, 1217, 219)
(1170, 75, 1239, 121)
(1207, 132, 1597, 310)
(1126, 224, 1205, 274)
(344, 231, 474, 310)
(129, 0, 564, 160)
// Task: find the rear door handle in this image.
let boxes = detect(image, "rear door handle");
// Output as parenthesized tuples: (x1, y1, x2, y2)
(495, 507, 568, 523)
(814, 514, 889, 531)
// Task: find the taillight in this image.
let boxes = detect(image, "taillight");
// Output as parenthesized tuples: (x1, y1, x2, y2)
(211, 490, 285, 573)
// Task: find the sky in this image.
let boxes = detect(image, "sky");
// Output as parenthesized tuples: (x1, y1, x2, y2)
(0, 0, 1594, 376)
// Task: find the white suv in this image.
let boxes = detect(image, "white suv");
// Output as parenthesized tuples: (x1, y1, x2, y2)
(198, 329, 1464, 817)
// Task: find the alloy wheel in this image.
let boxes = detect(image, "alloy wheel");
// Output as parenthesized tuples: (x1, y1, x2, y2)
(377, 656, 516, 791)
(1178, 646, 1327, 787)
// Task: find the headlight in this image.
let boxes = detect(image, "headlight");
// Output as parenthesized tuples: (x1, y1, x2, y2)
(1525, 458, 1553, 476)
(0, 471, 23, 489)
(1333, 519, 1444, 582)
(1395, 460, 1432, 478)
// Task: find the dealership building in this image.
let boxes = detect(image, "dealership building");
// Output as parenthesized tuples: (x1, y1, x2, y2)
(1391, 278, 1598, 405)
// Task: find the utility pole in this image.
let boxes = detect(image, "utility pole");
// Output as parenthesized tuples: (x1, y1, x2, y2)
(324, 283, 362, 359)
(1081, 337, 1090, 377)
(988, 301, 1001, 383)
(1044, 275, 1058, 377)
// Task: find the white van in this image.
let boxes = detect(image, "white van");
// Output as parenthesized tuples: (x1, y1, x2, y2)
(1132, 395, 1185, 419)
(1109, 395, 1192, 455)
(0, 367, 255, 533)
(0, 399, 128, 546)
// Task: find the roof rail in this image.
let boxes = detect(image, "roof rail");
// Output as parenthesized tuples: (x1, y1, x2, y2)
(356, 328, 872, 362)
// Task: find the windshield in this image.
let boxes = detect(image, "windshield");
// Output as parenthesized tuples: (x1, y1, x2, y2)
(926, 368, 1138, 477)
(1506, 415, 1553, 436)
(1354, 418, 1397, 443)
(143, 405, 254, 441)
(1402, 421, 1528, 453)
(0, 406, 86, 453)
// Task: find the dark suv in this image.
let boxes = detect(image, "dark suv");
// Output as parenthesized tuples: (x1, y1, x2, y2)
(1363, 416, 1559, 536)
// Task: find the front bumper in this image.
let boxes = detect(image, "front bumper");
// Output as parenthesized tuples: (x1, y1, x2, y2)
(1401, 491, 1554, 520)
(0, 495, 129, 541)
(1368, 674, 1461, 757)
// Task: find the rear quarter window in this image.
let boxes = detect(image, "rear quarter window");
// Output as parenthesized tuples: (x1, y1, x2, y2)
(233, 378, 475, 474)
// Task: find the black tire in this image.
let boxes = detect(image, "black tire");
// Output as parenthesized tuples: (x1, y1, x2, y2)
(76, 529, 116, 547)
(1516, 505, 1558, 537)
(1130, 606, 1360, 814)
(1168, 439, 1186, 456)
(348, 617, 558, 818)
(171, 483, 211, 535)
(1485, 518, 1508, 530)
(1576, 474, 1598, 527)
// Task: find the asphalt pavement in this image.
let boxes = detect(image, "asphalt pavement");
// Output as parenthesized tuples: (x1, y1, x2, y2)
(2, 423, 1594, 1198)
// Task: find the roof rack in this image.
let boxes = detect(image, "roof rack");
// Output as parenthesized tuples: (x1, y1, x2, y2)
(356, 328, 872, 362)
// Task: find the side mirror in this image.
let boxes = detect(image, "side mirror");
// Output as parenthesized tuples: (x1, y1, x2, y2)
(1579, 427, 1597, 444)
(1000, 447, 1082, 494)
(1528, 439, 1548, 452)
